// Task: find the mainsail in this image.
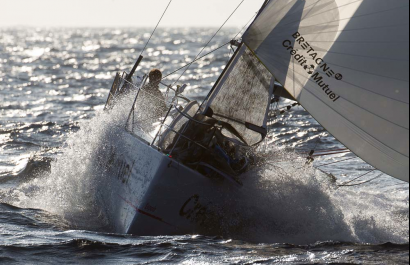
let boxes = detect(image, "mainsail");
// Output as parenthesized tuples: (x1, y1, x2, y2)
(243, 0, 409, 182)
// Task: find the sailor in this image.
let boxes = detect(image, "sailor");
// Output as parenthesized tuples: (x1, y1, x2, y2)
(147, 69, 164, 96)
(148, 68, 167, 115)
(137, 69, 168, 128)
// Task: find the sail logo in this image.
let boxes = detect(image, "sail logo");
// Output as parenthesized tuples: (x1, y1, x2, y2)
(290, 32, 342, 80)
(282, 32, 343, 102)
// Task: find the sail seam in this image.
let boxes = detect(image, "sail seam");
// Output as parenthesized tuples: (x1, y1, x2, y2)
(302, 85, 410, 159)
(262, 51, 410, 105)
(313, 61, 409, 84)
(305, 40, 410, 44)
(261, 52, 410, 132)
(274, 4, 410, 33)
(266, 0, 362, 32)
(275, 0, 405, 33)
(297, 23, 409, 34)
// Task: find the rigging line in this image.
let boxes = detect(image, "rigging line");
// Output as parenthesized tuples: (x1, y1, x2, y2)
(171, 0, 247, 87)
(309, 131, 327, 153)
(316, 157, 357, 168)
(139, 0, 173, 57)
(297, 148, 349, 153)
(233, 12, 258, 40)
(312, 151, 351, 157)
(162, 42, 230, 80)
(227, 45, 234, 66)
(306, 147, 349, 152)
(338, 169, 377, 186)
(338, 173, 384, 187)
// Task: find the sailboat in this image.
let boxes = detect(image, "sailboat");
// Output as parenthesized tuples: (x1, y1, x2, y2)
(100, 0, 409, 235)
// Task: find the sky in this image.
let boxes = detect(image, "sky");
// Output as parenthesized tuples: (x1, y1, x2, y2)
(0, 0, 266, 28)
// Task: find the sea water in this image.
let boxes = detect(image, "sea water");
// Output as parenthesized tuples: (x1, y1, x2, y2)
(0, 28, 408, 264)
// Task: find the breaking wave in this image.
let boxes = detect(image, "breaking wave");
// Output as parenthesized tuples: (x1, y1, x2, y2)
(1, 94, 408, 245)
(210, 155, 409, 244)
(1, 94, 137, 231)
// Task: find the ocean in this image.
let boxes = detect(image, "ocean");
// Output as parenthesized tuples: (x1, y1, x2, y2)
(0, 28, 408, 264)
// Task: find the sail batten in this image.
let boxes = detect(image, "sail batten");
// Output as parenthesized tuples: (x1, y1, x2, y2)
(243, 0, 410, 182)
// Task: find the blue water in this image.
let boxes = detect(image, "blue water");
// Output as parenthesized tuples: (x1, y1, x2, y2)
(0, 28, 408, 264)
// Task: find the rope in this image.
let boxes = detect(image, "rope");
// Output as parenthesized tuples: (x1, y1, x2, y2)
(269, 102, 301, 118)
(140, 0, 173, 57)
(304, 132, 327, 164)
(338, 169, 377, 186)
(162, 42, 230, 80)
(338, 173, 384, 187)
(313, 133, 325, 151)
(315, 148, 349, 152)
(297, 148, 349, 154)
(312, 150, 351, 157)
(232, 11, 258, 40)
(315, 157, 356, 168)
(171, 0, 247, 87)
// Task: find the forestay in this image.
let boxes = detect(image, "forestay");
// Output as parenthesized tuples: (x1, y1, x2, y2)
(243, 0, 410, 182)
(204, 44, 274, 146)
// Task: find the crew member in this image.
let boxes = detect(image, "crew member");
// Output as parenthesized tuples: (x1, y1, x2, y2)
(138, 69, 167, 128)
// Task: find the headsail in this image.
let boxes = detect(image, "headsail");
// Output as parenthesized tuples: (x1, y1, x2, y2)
(243, 0, 410, 182)
(204, 44, 274, 146)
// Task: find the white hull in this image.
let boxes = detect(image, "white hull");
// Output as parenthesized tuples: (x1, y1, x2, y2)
(99, 130, 242, 236)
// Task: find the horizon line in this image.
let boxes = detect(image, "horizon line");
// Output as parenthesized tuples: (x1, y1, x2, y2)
(0, 25, 244, 29)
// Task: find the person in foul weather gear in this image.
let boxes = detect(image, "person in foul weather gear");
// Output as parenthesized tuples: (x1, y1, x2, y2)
(146, 68, 167, 114)
(136, 69, 168, 129)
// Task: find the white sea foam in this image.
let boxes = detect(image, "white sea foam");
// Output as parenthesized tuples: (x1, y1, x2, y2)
(4, 94, 137, 230)
(213, 152, 409, 244)
(3, 93, 409, 244)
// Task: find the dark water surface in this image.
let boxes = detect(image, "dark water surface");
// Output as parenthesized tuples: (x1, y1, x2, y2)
(0, 28, 408, 264)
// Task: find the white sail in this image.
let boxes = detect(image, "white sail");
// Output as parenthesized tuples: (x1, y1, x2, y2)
(243, 0, 409, 182)
(204, 44, 274, 146)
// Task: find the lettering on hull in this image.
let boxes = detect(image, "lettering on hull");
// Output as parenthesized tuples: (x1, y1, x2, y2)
(106, 146, 136, 185)
(180, 195, 214, 226)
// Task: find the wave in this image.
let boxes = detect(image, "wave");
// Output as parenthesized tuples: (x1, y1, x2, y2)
(1, 93, 408, 245)
(0, 234, 408, 265)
